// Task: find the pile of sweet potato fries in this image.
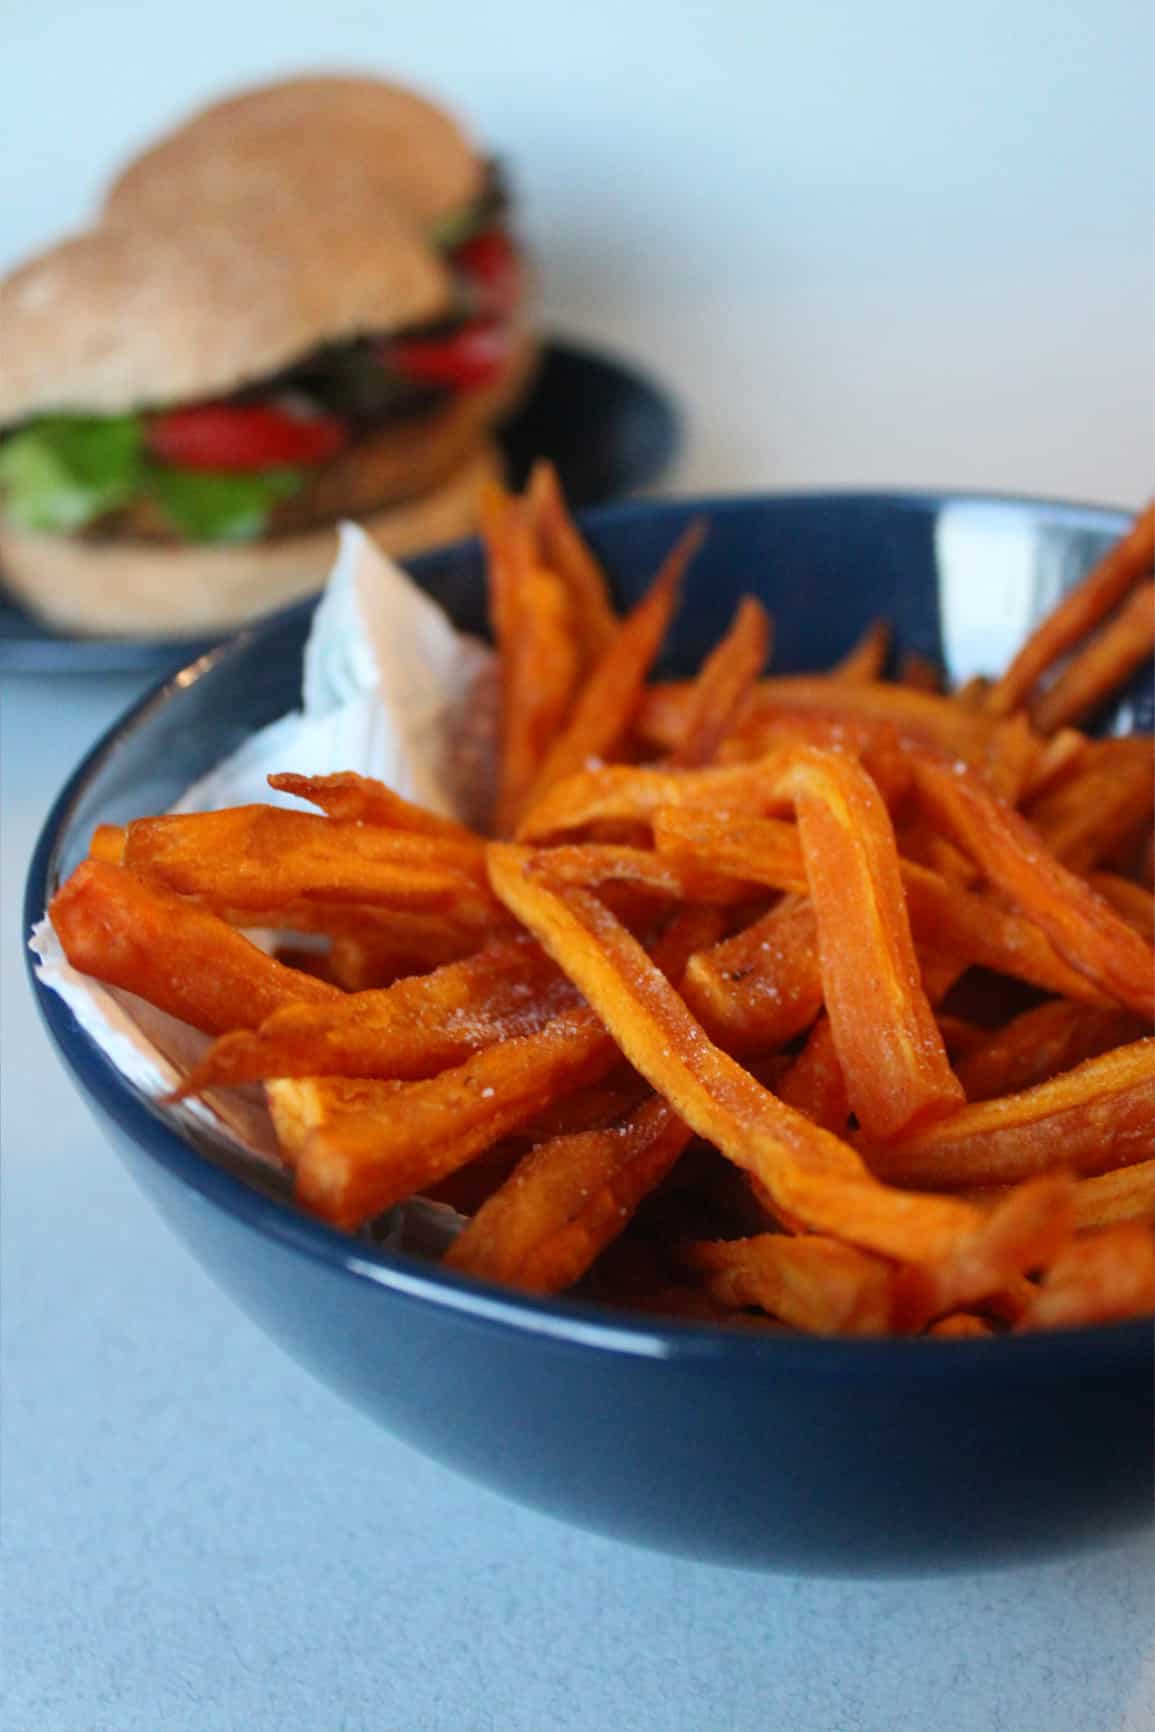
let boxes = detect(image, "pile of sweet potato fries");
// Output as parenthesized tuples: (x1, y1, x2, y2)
(50, 472, 1155, 1336)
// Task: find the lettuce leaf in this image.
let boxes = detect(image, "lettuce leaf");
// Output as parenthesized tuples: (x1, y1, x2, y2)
(145, 466, 302, 543)
(0, 416, 144, 532)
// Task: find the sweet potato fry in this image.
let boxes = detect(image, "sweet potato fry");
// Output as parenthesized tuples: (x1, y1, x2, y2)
(293, 904, 719, 1230)
(778, 748, 963, 1141)
(899, 650, 942, 693)
(1030, 580, 1155, 734)
(891, 1176, 1076, 1333)
(667, 596, 771, 767)
(295, 1004, 612, 1228)
(987, 502, 1154, 718)
(955, 1001, 1148, 1102)
(833, 620, 890, 682)
(267, 1076, 400, 1167)
(912, 753, 1155, 1017)
(446, 1095, 691, 1293)
(683, 1234, 894, 1335)
(1024, 740, 1155, 874)
(1018, 1223, 1155, 1330)
(927, 1313, 994, 1338)
(498, 562, 581, 836)
(777, 1017, 851, 1132)
(50, 859, 338, 1036)
(658, 806, 1110, 1006)
(638, 675, 995, 763)
(726, 677, 997, 764)
(680, 895, 825, 1052)
(521, 521, 703, 816)
(88, 823, 126, 863)
(964, 1162, 1155, 1232)
(326, 914, 483, 990)
(1088, 873, 1155, 938)
(124, 806, 497, 924)
(527, 843, 756, 906)
(266, 771, 477, 842)
(521, 753, 796, 843)
(873, 1040, 1155, 1188)
(983, 713, 1041, 804)
(489, 845, 979, 1261)
(526, 458, 618, 666)
(1068, 1161, 1155, 1230)
(1019, 726, 1088, 803)
(175, 937, 574, 1096)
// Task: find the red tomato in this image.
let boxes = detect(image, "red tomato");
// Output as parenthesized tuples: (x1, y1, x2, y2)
(390, 319, 513, 391)
(453, 227, 522, 320)
(147, 403, 349, 472)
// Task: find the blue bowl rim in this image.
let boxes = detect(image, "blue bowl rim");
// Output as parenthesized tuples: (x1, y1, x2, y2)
(24, 486, 1150, 1380)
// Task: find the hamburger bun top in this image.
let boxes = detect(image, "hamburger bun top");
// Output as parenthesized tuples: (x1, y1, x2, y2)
(0, 189, 452, 424)
(104, 73, 485, 233)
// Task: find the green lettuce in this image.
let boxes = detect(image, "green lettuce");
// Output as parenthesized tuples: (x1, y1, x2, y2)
(0, 414, 302, 542)
(144, 466, 302, 544)
(0, 415, 143, 532)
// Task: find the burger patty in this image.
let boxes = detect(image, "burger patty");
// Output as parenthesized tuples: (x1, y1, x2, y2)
(99, 327, 536, 545)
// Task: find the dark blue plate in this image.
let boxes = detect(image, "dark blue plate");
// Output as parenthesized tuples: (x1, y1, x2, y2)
(0, 338, 679, 675)
(25, 491, 1153, 1575)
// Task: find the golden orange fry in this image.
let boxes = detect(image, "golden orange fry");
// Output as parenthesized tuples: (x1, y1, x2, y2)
(1030, 580, 1155, 733)
(912, 753, 1155, 1017)
(266, 771, 477, 842)
(488, 844, 979, 1262)
(521, 521, 703, 816)
(873, 1040, 1155, 1189)
(1019, 1223, 1155, 1330)
(891, 1176, 1076, 1333)
(446, 1095, 691, 1293)
(833, 620, 891, 682)
(667, 595, 771, 768)
(683, 1234, 894, 1336)
(987, 501, 1154, 718)
(50, 859, 338, 1036)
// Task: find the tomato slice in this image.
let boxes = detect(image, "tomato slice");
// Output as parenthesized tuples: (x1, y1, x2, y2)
(147, 403, 349, 472)
(453, 227, 522, 321)
(391, 320, 513, 391)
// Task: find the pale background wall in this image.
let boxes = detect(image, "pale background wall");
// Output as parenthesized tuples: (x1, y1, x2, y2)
(2, 0, 1152, 503)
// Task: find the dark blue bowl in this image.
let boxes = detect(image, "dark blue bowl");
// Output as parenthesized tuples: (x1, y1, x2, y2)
(25, 491, 1153, 1576)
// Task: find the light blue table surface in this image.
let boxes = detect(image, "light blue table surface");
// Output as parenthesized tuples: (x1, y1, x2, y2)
(4, 673, 1153, 1732)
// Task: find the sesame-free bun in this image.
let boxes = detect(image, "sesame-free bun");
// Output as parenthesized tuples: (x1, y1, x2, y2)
(0, 442, 503, 639)
(0, 192, 452, 425)
(104, 74, 484, 232)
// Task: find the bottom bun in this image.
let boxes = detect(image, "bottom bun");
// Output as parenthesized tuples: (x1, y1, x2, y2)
(0, 442, 502, 640)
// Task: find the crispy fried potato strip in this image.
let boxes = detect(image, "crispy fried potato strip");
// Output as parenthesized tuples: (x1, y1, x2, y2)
(1018, 1224, 1155, 1330)
(488, 844, 979, 1261)
(50, 860, 338, 1035)
(526, 458, 618, 666)
(521, 521, 703, 816)
(683, 1234, 895, 1335)
(873, 1040, 1155, 1189)
(1030, 580, 1155, 734)
(891, 1177, 1076, 1332)
(176, 938, 574, 1096)
(667, 595, 771, 767)
(987, 502, 1154, 718)
(446, 1095, 691, 1293)
(955, 1001, 1148, 1102)
(266, 771, 477, 841)
(912, 754, 1155, 1017)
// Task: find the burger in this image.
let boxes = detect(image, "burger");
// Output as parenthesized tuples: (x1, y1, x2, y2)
(0, 75, 533, 637)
